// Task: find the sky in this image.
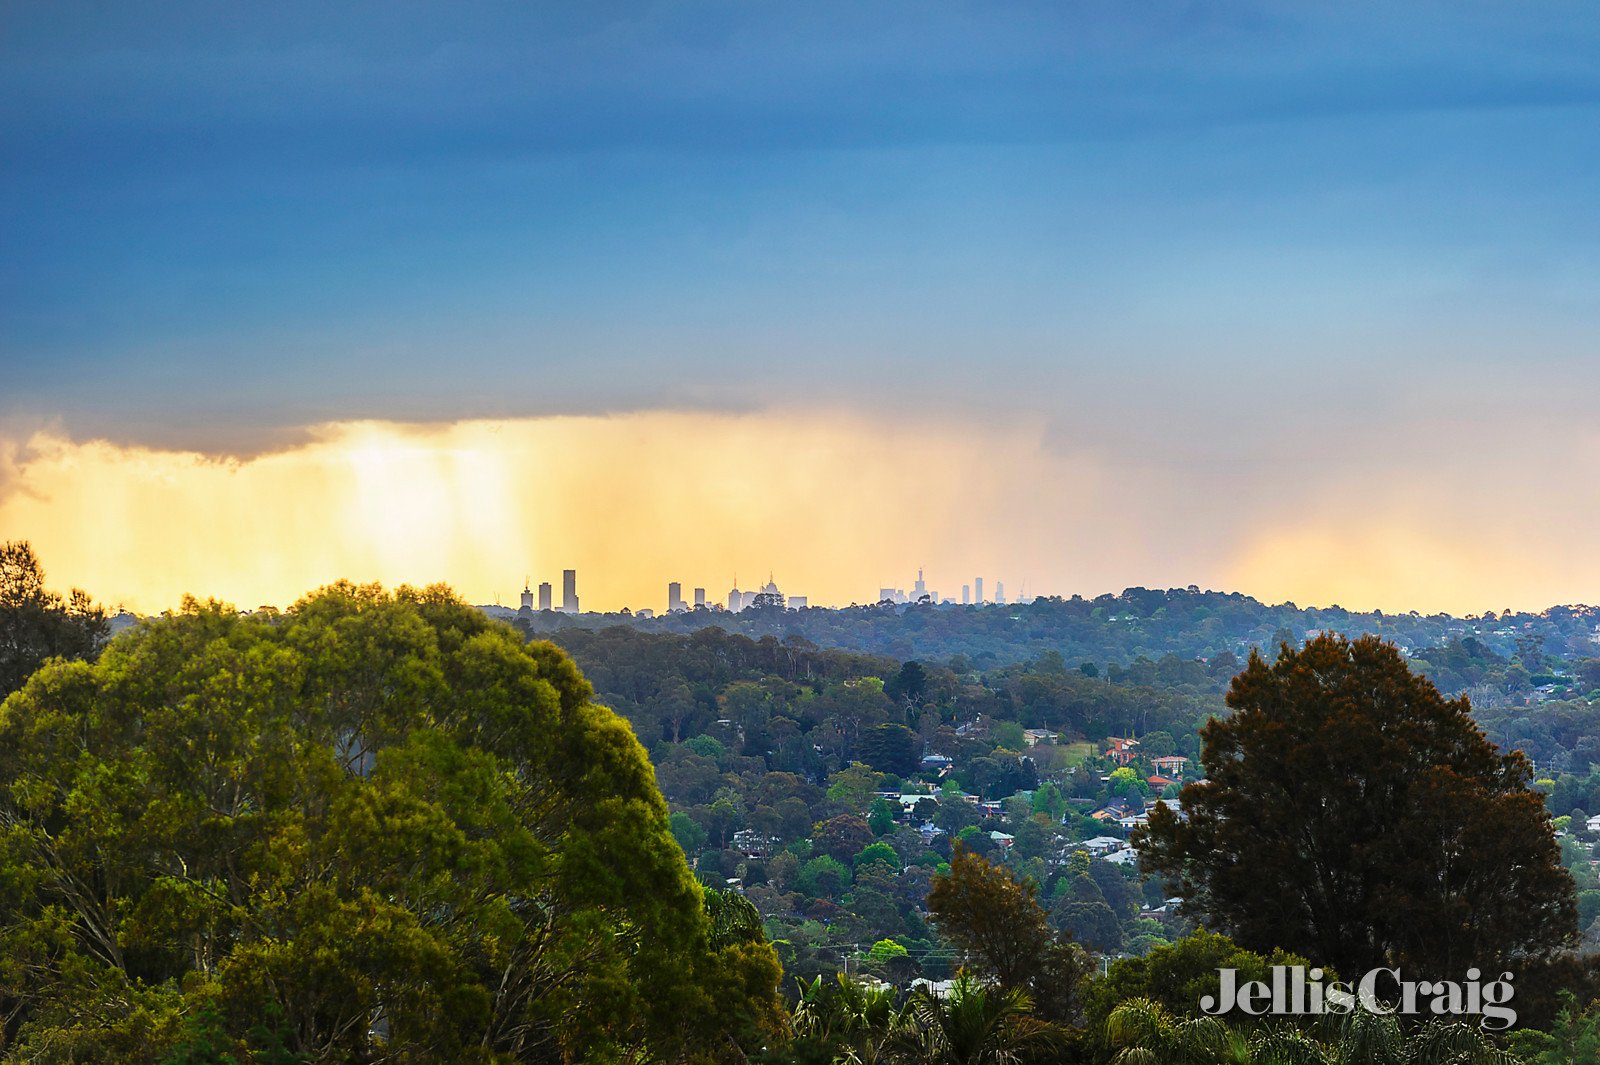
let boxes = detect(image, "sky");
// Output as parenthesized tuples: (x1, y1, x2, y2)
(2, 1, 1598, 615)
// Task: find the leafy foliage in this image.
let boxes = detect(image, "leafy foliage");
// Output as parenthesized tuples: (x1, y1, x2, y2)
(927, 844, 1090, 1025)
(0, 541, 107, 699)
(1139, 634, 1577, 981)
(1105, 996, 1521, 1065)
(1082, 930, 1313, 1041)
(0, 583, 781, 1062)
(886, 974, 1068, 1064)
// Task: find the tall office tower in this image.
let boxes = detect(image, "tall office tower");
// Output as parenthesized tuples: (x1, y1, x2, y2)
(962, 584, 971, 605)
(538, 582, 553, 611)
(728, 581, 742, 612)
(995, 581, 1006, 605)
(693, 587, 706, 608)
(668, 581, 684, 612)
(974, 577, 984, 604)
(519, 580, 534, 611)
(788, 596, 807, 609)
(912, 567, 927, 600)
(562, 569, 579, 613)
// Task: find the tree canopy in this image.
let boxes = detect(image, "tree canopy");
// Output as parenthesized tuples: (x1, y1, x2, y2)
(0, 583, 781, 1062)
(927, 843, 1089, 1025)
(1138, 633, 1576, 983)
(0, 541, 107, 699)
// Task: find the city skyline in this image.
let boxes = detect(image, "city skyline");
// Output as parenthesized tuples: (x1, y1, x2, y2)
(506, 565, 1037, 614)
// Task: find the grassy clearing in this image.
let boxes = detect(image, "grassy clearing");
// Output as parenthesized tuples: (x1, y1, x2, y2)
(1061, 741, 1095, 768)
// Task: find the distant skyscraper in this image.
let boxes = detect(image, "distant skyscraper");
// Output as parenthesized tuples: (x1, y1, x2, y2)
(912, 567, 927, 601)
(668, 581, 684, 612)
(538, 582, 552, 611)
(693, 587, 706, 608)
(996, 581, 1006, 605)
(788, 595, 807, 609)
(962, 584, 971, 605)
(562, 569, 579, 613)
(728, 580, 743, 612)
(974, 577, 984, 604)
(519, 580, 533, 612)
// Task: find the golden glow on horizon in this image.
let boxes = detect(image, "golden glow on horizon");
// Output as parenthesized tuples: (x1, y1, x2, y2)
(0, 413, 1096, 614)
(1, 413, 1596, 617)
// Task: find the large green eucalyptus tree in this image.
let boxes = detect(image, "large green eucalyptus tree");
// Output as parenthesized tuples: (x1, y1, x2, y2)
(0, 583, 781, 1063)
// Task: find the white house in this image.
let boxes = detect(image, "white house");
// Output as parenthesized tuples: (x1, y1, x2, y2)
(1081, 836, 1126, 856)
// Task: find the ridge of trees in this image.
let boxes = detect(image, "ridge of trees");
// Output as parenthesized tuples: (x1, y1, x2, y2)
(516, 587, 1600, 698)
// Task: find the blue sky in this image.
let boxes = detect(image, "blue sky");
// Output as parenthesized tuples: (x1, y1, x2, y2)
(2, 2, 1599, 611)
(6, 1, 1598, 441)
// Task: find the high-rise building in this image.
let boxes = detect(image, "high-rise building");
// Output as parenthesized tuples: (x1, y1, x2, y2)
(693, 587, 706, 608)
(912, 567, 927, 601)
(668, 581, 684, 612)
(519, 580, 533, 612)
(962, 584, 971, 605)
(562, 569, 579, 614)
(788, 596, 807, 609)
(538, 582, 552, 611)
(728, 581, 743, 612)
(995, 581, 1006, 605)
(974, 577, 984, 604)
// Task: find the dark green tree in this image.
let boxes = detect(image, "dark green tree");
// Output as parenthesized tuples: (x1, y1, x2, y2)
(885, 660, 929, 708)
(1577, 658, 1600, 694)
(0, 541, 108, 698)
(1509, 991, 1600, 1063)
(798, 855, 852, 899)
(1138, 633, 1577, 981)
(868, 797, 899, 836)
(860, 722, 920, 777)
(1050, 874, 1123, 954)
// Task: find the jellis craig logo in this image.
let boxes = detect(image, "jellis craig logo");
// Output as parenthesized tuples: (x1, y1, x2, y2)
(1201, 966, 1516, 1030)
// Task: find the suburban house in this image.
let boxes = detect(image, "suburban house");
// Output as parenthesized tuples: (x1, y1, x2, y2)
(1104, 737, 1140, 766)
(1080, 835, 1126, 856)
(1090, 800, 1134, 824)
(1150, 755, 1189, 778)
(730, 829, 781, 858)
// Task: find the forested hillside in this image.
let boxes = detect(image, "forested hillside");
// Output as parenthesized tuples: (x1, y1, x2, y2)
(518, 588, 1600, 706)
(546, 598, 1600, 991)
